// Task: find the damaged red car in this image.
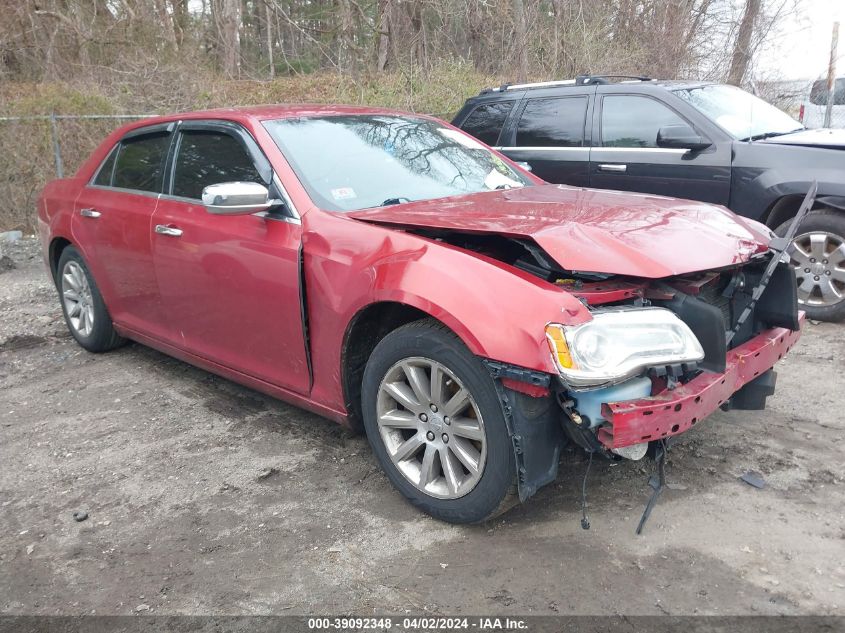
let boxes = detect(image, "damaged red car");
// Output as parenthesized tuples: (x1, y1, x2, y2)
(38, 106, 803, 523)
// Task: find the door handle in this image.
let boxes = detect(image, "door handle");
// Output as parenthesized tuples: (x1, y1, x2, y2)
(79, 208, 101, 218)
(598, 164, 627, 173)
(154, 224, 183, 237)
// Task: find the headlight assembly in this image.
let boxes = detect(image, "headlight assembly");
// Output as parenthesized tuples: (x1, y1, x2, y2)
(545, 308, 704, 388)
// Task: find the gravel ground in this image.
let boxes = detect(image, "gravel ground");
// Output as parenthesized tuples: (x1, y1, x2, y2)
(1, 237, 844, 616)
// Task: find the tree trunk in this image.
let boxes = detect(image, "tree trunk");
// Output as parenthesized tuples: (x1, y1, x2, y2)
(727, 0, 761, 86)
(264, 1, 275, 79)
(512, 0, 529, 82)
(170, 0, 190, 46)
(406, 1, 427, 69)
(215, 0, 241, 78)
(375, 0, 391, 72)
(336, 0, 355, 72)
(155, 0, 178, 49)
(551, 0, 564, 73)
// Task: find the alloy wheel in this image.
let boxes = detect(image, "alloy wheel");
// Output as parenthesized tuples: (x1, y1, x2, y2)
(788, 231, 845, 307)
(376, 357, 487, 499)
(61, 260, 95, 337)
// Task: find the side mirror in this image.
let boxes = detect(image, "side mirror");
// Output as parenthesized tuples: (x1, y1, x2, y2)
(515, 161, 533, 172)
(656, 124, 712, 151)
(202, 182, 271, 215)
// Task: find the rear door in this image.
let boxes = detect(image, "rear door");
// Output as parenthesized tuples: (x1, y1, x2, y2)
(496, 91, 592, 187)
(71, 124, 173, 339)
(151, 120, 309, 394)
(589, 91, 731, 203)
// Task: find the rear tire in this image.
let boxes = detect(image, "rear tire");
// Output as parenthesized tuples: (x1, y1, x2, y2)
(56, 246, 126, 353)
(361, 319, 517, 523)
(776, 209, 845, 322)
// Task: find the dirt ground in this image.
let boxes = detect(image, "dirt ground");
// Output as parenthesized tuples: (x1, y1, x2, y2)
(1, 236, 844, 616)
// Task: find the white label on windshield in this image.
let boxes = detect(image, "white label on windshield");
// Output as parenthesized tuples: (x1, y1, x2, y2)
(438, 127, 487, 150)
(330, 187, 357, 200)
(484, 170, 522, 190)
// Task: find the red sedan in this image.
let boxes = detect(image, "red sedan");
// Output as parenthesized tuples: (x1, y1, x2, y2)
(37, 105, 802, 523)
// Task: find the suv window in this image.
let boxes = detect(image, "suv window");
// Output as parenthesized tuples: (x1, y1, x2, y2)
(172, 130, 264, 200)
(461, 102, 514, 145)
(601, 95, 687, 148)
(112, 132, 171, 192)
(810, 78, 845, 106)
(516, 97, 587, 147)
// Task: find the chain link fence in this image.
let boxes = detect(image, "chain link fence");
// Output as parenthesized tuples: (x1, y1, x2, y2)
(0, 114, 155, 232)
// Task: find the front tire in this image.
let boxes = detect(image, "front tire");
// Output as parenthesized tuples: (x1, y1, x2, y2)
(777, 209, 845, 322)
(361, 320, 516, 523)
(56, 246, 125, 352)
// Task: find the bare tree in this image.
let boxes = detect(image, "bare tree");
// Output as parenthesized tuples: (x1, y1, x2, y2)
(154, 0, 178, 50)
(0, 0, 799, 86)
(511, 0, 529, 82)
(266, 2, 276, 79)
(375, 0, 392, 72)
(728, 0, 762, 85)
(214, 0, 242, 78)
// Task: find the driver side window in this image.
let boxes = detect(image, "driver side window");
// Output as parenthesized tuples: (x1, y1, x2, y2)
(172, 130, 265, 200)
(601, 95, 688, 148)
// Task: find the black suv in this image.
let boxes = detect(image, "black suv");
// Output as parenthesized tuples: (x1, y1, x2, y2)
(453, 75, 845, 321)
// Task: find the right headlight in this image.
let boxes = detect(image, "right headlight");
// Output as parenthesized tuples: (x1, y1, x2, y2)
(545, 307, 704, 388)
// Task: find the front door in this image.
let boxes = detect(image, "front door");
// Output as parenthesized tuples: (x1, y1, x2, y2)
(151, 123, 309, 394)
(590, 94, 731, 204)
(71, 126, 172, 340)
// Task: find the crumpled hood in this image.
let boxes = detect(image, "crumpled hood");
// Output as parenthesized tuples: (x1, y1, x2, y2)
(346, 184, 772, 278)
(759, 127, 845, 149)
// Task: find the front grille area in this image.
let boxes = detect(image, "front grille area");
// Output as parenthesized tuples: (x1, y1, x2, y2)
(697, 277, 733, 329)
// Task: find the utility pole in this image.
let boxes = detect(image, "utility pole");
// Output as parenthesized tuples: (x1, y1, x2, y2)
(824, 21, 839, 128)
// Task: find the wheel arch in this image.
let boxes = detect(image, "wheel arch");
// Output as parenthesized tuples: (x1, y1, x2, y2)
(341, 300, 468, 432)
(49, 236, 74, 280)
(763, 192, 845, 229)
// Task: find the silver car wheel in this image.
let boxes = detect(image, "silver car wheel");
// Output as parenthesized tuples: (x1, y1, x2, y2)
(376, 357, 487, 500)
(789, 231, 845, 307)
(61, 260, 95, 337)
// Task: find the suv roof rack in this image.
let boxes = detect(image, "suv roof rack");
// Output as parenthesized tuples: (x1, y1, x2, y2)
(481, 74, 652, 94)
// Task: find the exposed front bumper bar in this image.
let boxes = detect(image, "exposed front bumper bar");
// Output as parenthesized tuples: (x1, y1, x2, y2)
(596, 314, 805, 449)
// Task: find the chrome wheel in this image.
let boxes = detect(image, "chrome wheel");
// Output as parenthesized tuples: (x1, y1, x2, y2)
(376, 357, 487, 500)
(789, 231, 845, 307)
(61, 260, 95, 337)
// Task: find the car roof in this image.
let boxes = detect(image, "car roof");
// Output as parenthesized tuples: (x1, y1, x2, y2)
(113, 104, 438, 137)
(470, 78, 716, 99)
(139, 104, 428, 125)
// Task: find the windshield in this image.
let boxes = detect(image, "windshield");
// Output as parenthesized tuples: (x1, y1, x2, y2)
(674, 84, 802, 141)
(263, 115, 531, 211)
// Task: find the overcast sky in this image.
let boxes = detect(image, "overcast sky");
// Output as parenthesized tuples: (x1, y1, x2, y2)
(757, 0, 843, 81)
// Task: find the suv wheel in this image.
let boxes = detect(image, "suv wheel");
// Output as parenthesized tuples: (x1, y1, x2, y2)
(361, 320, 516, 523)
(777, 210, 845, 322)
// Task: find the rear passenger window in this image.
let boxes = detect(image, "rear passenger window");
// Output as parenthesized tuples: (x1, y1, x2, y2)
(172, 130, 265, 200)
(460, 102, 514, 145)
(516, 97, 587, 147)
(601, 95, 687, 148)
(93, 146, 117, 186)
(112, 132, 170, 193)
